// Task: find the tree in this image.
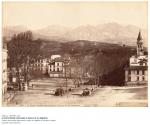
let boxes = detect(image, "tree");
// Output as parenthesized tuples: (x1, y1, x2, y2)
(70, 55, 85, 87)
(7, 31, 41, 90)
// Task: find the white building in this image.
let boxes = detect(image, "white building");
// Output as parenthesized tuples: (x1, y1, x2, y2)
(125, 30, 148, 85)
(51, 55, 61, 60)
(31, 58, 51, 74)
(2, 42, 8, 94)
(48, 55, 70, 78)
(41, 58, 51, 74)
(30, 55, 71, 77)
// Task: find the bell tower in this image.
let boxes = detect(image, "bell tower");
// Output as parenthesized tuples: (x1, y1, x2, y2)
(137, 30, 144, 56)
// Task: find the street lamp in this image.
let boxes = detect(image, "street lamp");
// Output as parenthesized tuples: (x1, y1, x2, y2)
(64, 59, 69, 92)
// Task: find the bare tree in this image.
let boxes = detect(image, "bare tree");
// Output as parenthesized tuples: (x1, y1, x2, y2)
(70, 55, 85, 88)
(7, 31, 41, 90)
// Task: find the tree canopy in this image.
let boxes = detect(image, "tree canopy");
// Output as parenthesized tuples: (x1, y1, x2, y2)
(7, 31, 42, 68)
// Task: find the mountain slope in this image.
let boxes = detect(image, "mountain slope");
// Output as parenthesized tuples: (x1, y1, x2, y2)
(3, 23, 148, 46)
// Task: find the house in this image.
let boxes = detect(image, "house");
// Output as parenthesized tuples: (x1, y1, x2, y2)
(31, 58, 51, 74)
(48, 55, 70, 78)
(125, 30, 148, 85)
(41, 58, 51, 74)
(30, 54, 71, 78)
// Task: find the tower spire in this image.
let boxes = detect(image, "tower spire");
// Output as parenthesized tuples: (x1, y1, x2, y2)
(137, 30, 142, 41)
(137, 29, 143, 56)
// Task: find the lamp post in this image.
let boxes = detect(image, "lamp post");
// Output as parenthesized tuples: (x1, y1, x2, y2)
(64, 60, 69, 92)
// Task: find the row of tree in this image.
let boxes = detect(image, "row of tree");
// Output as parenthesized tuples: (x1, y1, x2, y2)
(7, 31, 42, 90)
(69, 46, 132, 86)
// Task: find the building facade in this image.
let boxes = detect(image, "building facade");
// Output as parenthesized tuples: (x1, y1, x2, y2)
(29, 55, 71, 78)
(125, 31, 148, 85)
(2, 42, 8, 94)
(48, 55, 70, 78)
(30, 58, 51, 74)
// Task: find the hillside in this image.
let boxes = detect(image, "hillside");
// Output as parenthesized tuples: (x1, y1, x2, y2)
(37, 39, 135, 58)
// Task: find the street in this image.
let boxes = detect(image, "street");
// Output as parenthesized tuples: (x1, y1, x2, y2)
(6, 78, 148, 107)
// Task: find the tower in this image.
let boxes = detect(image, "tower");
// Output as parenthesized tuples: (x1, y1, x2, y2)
(137, 30, 144, 56)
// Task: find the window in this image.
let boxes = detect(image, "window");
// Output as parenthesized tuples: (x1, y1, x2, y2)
(129, 70, 131, 75)
(140, 63, 143, 66)
(142, 76, 145, 81)
(137, 76, 139, 81)
(137, 70, 139, 75)
(57, 68, 59, 72)
(128, 76, 131, 82)
(142, 70, 145, 75)
(57, 63, 59, 66)
(132, 70, 137, 75)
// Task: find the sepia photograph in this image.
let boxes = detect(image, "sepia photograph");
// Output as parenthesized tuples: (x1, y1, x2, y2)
(2, 1, 148, 107)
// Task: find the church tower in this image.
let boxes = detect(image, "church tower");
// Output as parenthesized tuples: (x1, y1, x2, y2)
(137, 30, 144, 56)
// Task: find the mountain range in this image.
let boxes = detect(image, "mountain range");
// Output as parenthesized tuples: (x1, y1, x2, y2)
(3, 23, 148, 46)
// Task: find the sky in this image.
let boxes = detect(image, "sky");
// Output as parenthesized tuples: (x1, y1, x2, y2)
(2, 2, 148, 30)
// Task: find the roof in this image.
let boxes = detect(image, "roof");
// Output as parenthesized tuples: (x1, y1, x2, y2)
(137, 30, 143, 41)
(52, 58, 64, 62)
(49, 58, 69, 65)
(49, 71, 63, 74)
(125, 66, 148, 70)
(51, 55, 61, 60)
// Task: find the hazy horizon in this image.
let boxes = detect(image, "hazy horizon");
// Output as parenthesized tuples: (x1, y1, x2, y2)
(3, 2, 148, 30)
(3, 23, 148, 31)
